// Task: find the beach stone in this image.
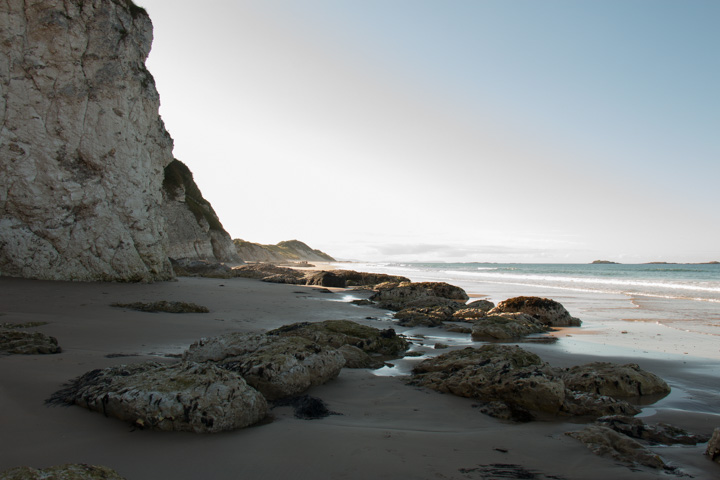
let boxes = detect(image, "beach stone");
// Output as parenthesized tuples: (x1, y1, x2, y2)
(111, 301, 209, 313)
(705, 428, 720, 464)
(0, 330, 61, 355)
(411, 345, 567, 415)
(169, 258, 235, 278)
(470, 313, 549, 340)
(452, 307, 489, 322)
(337, 345, 384, 369)
(48, 361, 268, 433)
(567, 425, 667, 469)
(596, 415, 710, 445)
(560, 362, 671, 398)
(465, 299, 496, 312)
(184, 333, 345, 400)
(370, 282, 469, 311)
(305, 271, 347, 288)
(269, 320, 409, 357)
(329, 270, 410, 287)
(0, 464, 126, 480)
(489, 296, 581, 327)
(394, 305, 456, 327)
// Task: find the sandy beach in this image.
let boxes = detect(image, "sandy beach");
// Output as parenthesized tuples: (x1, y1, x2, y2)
(1, 274, 719, 479)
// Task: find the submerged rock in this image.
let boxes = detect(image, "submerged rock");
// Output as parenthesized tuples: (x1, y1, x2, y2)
(567, 425, 667, 469)
(560, 362, 671, 398)
(370, 282, 470, 311)
(269, 320, 409, 357)
(489, 296, 581, 327)
(470, 313, 549, 340)
(0, 330, 61, 355)
(184, 333, 345, 400)
(0, 464, 126, 480)
(48, 362, 268, 433)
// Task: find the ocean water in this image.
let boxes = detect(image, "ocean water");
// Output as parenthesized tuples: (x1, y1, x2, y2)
(339, 262, 720, 350)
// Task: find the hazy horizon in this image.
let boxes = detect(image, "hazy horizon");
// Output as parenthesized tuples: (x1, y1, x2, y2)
(139, 0, 719, 264)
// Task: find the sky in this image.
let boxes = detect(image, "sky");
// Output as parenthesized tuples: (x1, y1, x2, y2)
(138, 0, 719, 263)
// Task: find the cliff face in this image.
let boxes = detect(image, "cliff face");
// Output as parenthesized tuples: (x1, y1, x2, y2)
(0, 0, 173, 281)
(0, 0, 239, 281)
(161, 159, 241, 264)
(234, 239, 335, 263)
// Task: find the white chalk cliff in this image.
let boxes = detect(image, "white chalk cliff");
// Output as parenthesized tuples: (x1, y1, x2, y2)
(0, 0, 237, 281)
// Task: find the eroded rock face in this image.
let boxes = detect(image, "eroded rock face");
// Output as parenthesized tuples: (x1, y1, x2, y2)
(1, 0, 175, 281)
(0, 463, 126, 480)
(269, 320, 409, 357)
(370, 282, 469, 311)
(184, 333, 345, 400)
(489, 297, 581, 327)
(48, 361, 268, 432)
(0, 330, 61, 354)
(567, 425, 666, 469)
(560, 362, 671, 398)
(470, 313, 549, 340)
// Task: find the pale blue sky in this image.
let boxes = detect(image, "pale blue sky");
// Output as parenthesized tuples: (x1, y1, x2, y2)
(140, 0, 719, 263)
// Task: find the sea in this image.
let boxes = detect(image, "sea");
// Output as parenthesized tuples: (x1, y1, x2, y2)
(335, 262, 720, 360)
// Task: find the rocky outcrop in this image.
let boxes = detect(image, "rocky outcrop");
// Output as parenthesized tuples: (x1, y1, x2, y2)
(0, 464, 126, 480)
(707, 428, 720, 464)
(465, 299, 496, 311)
(0, 0, 175, 281)
(234, 239, 335, 263)
(567, 425, 666, 469)
(269, 320, 409, 358)
(370, 282, 469, 311)
(0, 330, 61, 354)
(329, 270, 410, 287)
(411, 345, 644, 421)
(232, 263, 306, 283)
(470, 313, 549, 340)
(560, 362, 671, 398)
(184, 333, 345, 400)
(161, 159, 240, 264)
(169, 258, 235, 278)
(489, 297, 581, 327)
(48, 361, 268, 432)
(596, 415, 711, 445)
(394, 305, 456, 327)
(305, 271, 346, 288)
(111, 300, 209, 313)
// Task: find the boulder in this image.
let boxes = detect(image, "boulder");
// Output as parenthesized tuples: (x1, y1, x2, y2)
(305, 271, 347, 288)
(567, 425, 667, 469)
(452, 307, 488, 322)
(465, 299, 496, 312)
(0, 464, 126, 480)
(394, 305, 456, 327)
(370, 282, 469, 311)
(329, 270, 411, 287)
(0, 330, 61, 355)
(560, 362, 671, 398)
(261, 274, 305, 285)
(597, 416, 711, 445)
(48, 362, 268, 433)
(411, 345, 640, 419)
(337, 345, 385, 369)
(232, 264, 306, 282)
(489, 296, 581, 327)
(184, 333, 345, 400)
(705, 427, 720, 464)
(470, 313, 549, 340)
(269, 320, 409, 357)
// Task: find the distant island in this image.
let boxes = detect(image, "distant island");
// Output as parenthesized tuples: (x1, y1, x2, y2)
(591, 260, 620, 264)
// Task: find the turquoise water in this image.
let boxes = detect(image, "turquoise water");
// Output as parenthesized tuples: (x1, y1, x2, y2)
(347, 262, 720, 303)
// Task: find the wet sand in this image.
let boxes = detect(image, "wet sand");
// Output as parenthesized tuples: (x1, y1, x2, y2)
(0, 275, 718, 479)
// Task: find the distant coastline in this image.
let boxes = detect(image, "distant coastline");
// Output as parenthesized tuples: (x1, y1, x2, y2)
(591, 260, 718, 265)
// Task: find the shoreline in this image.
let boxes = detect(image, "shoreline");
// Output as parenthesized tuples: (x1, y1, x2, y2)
(0, 274, 718, 479)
